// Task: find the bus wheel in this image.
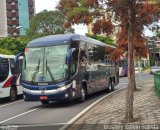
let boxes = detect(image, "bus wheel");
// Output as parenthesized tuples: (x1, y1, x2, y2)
(111, 83, 114, 91)
(10, 87, 17, 102)
(77, 87, 86, 103)
(41, 100, 49, 105)
(107, 79, 114, 92)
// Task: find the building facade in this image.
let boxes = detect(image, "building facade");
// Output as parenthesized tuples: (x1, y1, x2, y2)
(0, 0, 35, 37)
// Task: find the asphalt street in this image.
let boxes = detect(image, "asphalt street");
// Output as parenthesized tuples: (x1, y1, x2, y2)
(0, 73, 153, 130)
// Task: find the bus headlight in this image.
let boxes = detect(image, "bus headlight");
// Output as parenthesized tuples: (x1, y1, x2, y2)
(59, 86, 66, 91)
(23, 88, 30, 93)
(58, 83, 72, 91)
(57, 86, 67, 91)
(23, 88, 26, 92)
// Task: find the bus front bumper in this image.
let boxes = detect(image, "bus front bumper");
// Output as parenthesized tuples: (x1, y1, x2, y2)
(23, 85, 77, 101)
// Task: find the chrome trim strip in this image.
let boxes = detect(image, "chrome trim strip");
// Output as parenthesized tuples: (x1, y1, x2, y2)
(23, 83, 72, 95)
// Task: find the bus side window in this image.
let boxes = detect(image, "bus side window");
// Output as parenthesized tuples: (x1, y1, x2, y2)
(80, 42, 89, 66)
(80, 50, 87, 63)
(0, 58, 9, 82)
(70, 41, 79, 75)
(10, 59, 22, 75)
(10, 59, 16, 74)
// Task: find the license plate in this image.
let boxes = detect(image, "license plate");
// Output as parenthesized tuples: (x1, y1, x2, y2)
(40, 96, 48, 100)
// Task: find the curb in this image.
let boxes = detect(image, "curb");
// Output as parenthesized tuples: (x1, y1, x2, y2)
(59, 86, 127, 130)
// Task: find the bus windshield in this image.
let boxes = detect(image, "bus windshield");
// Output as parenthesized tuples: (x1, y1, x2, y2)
(22, 45, 69, 83)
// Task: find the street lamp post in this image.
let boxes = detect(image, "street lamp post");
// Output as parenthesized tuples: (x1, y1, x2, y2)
(9, 26, 22, 37)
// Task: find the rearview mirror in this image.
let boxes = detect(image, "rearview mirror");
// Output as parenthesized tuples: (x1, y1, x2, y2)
(66, 48, 76, 65)
(14, 52, 24, 67)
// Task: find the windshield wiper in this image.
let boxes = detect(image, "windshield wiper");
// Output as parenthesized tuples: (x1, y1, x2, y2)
(31, 59, 40, 82)
(46, 59, 55, 81)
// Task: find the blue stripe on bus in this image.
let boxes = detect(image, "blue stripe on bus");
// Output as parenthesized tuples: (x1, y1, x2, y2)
(22, 80, 72, 90)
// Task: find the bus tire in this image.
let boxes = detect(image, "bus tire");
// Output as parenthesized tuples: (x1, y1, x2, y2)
(107, 79, 114, 92)
(111, 82, 114, 91)
(77, 87, 86, 103)
(41, 100, 49, 105)
(10, 87, 17, 102)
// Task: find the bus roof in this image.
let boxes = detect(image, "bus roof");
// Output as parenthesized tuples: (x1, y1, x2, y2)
(27, 34, 115, 48)
(0, 54, 23, 59)
(0, 54, 15, 59)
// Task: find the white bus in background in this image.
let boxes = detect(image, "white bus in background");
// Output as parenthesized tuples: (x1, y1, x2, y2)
(0, 54, 23, 101)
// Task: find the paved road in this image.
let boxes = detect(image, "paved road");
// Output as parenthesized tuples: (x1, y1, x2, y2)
(0, 73, 153, 130)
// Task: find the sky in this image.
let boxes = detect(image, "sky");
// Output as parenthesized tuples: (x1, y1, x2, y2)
(35, 0, 88, 36)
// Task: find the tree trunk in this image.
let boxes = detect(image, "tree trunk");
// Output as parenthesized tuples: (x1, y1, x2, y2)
(125, 2, 136, 122)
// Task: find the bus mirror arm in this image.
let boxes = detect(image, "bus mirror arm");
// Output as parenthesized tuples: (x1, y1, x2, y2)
(66, 48, 76, 65)
(14, 52, 24, 67)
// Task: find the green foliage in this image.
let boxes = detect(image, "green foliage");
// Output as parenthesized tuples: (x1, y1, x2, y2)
(68, 6, 88, 19)
(142, 66, 150, 72)
(149, 56, 155, 66)
(0, 48, 12, 55)
(157, 32, 160, 38)
(26, 10, 75, 39)
(0, 37, 29, 55)
(86, 33, 115, 46)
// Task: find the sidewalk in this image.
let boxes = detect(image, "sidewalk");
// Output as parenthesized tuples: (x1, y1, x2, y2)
(68, 79, 160, 130)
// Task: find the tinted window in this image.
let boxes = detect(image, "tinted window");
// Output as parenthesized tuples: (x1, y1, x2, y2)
(0, 58, 9, 82)
(80, 42, 89, 67)
(23, 45, 69, 82)
(10, 59, 22, 75)
(70, 41, 79, 75)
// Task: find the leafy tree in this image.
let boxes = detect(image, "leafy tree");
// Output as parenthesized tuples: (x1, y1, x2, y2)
(0, 37, 28, 55)
(0, 48, 12, 55)
(58, 0, 159, 122)
(26, 10, 75, 39)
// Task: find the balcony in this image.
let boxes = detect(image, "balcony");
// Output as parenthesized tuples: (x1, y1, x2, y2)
(7, 20, 19, 26)
(6, 0, 12, 3)
(12, 20, 18, 25)
(11, 4, 18, 10)
(12, 12, 18, 17)
(6, 4, 12, 11)
(7, 0, 18, 4)
(29, 0, 34, 7)
(6, 3, 18, 11)
(7, 11, 18, 18)
(10, 0, 18, 3)
(29, 8, 34, 14)
(7, 20, 12, 25)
